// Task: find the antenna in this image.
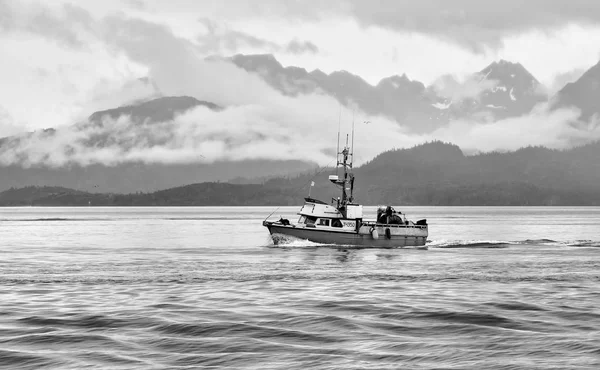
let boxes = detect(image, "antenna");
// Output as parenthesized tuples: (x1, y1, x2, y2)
(336, 103, 341, 174)
(351, 110, 355, 165)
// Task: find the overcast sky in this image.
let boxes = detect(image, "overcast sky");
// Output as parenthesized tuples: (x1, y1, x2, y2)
(1, 0, 600, 135)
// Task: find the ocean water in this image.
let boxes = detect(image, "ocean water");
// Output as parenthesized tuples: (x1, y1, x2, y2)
(0, 206, 599, 369)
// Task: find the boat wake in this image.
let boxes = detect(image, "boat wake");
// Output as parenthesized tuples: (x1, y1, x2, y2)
(428, 239, 600, 248)
(268, 235, 600, 250)
(427, 240, 510, 248)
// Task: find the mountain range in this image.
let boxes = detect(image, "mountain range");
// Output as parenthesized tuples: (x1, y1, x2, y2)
(1, 54, 600, 198)
(231, 54, 600, 127)
(230, 55, 558, 131)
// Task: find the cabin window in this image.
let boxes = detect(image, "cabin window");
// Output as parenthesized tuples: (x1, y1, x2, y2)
(304, 216, 317, 225)
(318, 219, 330, 226)
(331, 219, 343, 228)
(298, 216, 306, 224)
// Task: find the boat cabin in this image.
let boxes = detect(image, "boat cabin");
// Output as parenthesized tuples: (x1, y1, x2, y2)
(296, 197, 363, 231)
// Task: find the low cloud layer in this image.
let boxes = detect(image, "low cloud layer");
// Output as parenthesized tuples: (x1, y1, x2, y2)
(0, 96, 420, 167)
(2, 90, 598, 168)
(432, 104, 600, 153)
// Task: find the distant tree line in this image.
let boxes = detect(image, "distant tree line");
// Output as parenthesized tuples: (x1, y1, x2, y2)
(2, 141, 600, 206)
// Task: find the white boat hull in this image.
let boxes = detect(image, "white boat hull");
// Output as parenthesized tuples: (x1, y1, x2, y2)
(263, 221, 428, 248)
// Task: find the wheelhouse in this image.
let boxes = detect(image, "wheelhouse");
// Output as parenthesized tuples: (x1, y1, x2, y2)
(298, 215, 344, 228)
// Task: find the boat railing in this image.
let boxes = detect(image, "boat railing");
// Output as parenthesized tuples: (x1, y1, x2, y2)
(361, 221, 427, 229)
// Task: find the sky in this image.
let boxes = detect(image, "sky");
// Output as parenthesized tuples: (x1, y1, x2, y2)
(1, 0, 600, 165)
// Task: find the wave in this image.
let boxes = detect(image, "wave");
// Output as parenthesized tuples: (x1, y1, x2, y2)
(165, 217, 242, 220)
(427, 240, 510, 249)
(18, 314, 129, 330)
(405, 310, 515, 328)
(486, 301, 548, 312)
(0, 217, 256, 222)
(518, 238, 558, 244)
(565, 240, 600, 248)
(0, 218, 114, 222)
(0, 218, 73, 222)
(517, 239, 600, 248)
(3, 272, 600, 285)
(0, 349, 61, 369)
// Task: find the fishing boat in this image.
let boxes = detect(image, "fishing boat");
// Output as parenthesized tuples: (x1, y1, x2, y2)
(263, 139, 428, 248)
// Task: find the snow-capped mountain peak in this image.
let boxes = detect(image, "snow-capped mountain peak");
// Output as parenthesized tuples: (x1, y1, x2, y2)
(475, 60, 547, 117)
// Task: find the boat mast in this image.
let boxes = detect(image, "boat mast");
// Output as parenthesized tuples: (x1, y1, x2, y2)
(336, 103, 341, 177)
(334, 135, 354, 207)
(351, 110, 355, 165)
(330, 105, 355, 208)
(350, 112, 355, 203)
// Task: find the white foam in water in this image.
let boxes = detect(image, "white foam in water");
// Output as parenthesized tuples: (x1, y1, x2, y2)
(270, 234, 327, 248)
(269, 234, 380, 249)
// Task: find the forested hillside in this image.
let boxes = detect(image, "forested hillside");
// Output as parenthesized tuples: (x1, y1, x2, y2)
(3, 141, 600, 206)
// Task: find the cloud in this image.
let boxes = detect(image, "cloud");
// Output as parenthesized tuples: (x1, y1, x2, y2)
(285, 39, 319, 54)
(1, 1, 94, 49)
(197, 18, 281, 54)
(2, 7, 600, 169)
(547, 68, 587, 95)
(125, 0, 146, 11)
(103, 15, 281, 107)
(197, 18, 320, 57)
(0, 0, 13, 31)
(79, 78, 159, 117)
(0, 106, 25, 137)
(0, 1, 153, 130)
(31, 3, 94, 49)
(431, 73, 498, 103)
(0, 14, 423, 167)
(431, 103, 600, 153)
(202, 0, 600, 50)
